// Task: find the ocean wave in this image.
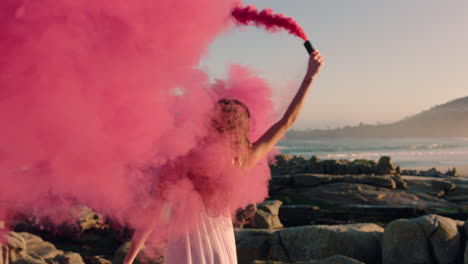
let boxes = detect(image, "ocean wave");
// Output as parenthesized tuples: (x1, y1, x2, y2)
(275, 146, 289, 150)
(322, 150, 468, 158)
(407, 144, 448, 150)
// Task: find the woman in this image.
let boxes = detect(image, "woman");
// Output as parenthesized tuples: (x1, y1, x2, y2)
(123, 50, 324, 264)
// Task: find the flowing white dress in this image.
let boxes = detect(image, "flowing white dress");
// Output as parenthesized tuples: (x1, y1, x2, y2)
(165, 209, 238, 264)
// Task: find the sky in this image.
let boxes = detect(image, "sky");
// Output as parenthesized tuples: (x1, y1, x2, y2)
(200, 0, 468, 130)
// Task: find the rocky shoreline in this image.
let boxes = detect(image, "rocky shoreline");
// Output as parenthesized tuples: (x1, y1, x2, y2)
(2, 154, 468, 264)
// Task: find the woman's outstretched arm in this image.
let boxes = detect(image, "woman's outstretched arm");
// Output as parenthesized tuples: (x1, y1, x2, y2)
(122, 225, 155, 264)
(122, 200, 164, 264)
(247, 50, 324, 167)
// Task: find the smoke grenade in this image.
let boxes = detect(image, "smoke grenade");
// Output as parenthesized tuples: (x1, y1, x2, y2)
(304, 40, 315, 55)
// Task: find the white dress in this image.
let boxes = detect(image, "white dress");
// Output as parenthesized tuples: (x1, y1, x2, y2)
(165, 209, 238, 264)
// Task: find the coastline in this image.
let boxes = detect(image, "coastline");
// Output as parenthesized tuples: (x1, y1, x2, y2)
(402, 165, 468, 177)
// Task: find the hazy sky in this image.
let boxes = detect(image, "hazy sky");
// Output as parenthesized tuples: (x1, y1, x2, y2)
(200, 0, 468, 130)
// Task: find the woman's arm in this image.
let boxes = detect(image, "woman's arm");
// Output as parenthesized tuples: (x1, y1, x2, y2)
(122, 200, 164, 264)
(122, 226, 155, 264)
(247, 50, 324, 167)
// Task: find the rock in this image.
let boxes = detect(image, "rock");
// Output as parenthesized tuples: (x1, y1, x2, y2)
(293, 174, 396, 189)
(310, 155, 320, 164)
(376, 156, 396, 175)
(383, 214, 461, 264)
(402, 169, 418, 176)
(3, 231, 27, 251)
(74, 206, 106, 231)
(87, 256, 112, 264)
(293, 174, 334, 187)
(297, 182, 378, 205)
(383, 219, 432, 264)
(431, 180, 456, 193)
(252, 255, 365, 264)
(420, 168, 443, 177)
(464, 221, 468, 237)
(310, 255, 365, 264)
(391, 175, 408, 189)
(444, 184, 468, 205)
(465, 244, 468, 264)
(254, 201, 283, 229)
(234, 204, 258, 228)
(446, 167, 460, 177)
(56, 252, 85, 264)
(112, 242, 163, 264)
(271, 175, 293, 185)
(344, 175, 396, 189)
(19, 232, 64, 259)
(1, 232, 70, 264)
(268, 223, 383, 263)
(235, 229, 272, 264)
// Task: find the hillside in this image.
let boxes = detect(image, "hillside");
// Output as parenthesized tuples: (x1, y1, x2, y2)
(288, 95, 468, 138)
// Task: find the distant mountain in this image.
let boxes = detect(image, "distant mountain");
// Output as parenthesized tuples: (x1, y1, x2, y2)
(288, 95, 468, 138)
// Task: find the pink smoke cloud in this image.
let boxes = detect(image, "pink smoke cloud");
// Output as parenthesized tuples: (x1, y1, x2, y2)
(0, 0, 280, 248)
(232, 3, 308, 40)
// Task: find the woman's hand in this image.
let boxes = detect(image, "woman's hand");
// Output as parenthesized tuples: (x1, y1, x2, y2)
(306, 50, 324, 79)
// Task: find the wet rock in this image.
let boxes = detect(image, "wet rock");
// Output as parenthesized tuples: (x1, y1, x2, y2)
(235, 229, 273, 264)
(383, 214, 461, 264)
(268, 223, 383, 263)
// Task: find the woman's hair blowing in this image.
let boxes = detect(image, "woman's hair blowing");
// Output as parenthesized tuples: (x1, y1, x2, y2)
(215, 98, 251, 167)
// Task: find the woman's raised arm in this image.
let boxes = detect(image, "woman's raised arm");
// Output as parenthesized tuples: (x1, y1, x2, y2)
(247, 50, 324, 167)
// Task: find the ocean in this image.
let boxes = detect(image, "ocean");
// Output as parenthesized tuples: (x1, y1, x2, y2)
(275, 137, 468, 168)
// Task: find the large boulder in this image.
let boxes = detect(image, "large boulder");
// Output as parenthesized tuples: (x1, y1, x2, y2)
(375, 156, 396, 175)
(235, 229, 273, 264)
(254, 201, 283, 229)
(1, 232, 85, 264)
(268, 223, 383, 263)
(383, 214, 462, 264)
(391, 175, 408, 189)
(20, 232, 64, 259)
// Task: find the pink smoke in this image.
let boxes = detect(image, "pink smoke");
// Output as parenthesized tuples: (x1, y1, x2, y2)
(0, 0, 278, 248)
(232, 3, 308, 40)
